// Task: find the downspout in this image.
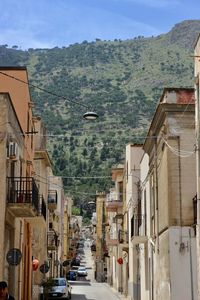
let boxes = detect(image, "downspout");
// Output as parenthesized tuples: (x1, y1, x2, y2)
(18, 219, 23, 300)
(155, 137, 159, 253)
(189, 228, 194, 300)
(177, 136, 183, 248)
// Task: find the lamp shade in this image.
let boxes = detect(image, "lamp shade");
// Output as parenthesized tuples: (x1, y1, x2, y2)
(83, 111, 98, 120)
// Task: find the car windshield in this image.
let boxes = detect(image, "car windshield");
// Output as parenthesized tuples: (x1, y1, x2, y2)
(52, 279, 66, 286)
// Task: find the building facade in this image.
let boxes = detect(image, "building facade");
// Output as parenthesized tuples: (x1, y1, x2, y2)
(142, 88, 197, 300)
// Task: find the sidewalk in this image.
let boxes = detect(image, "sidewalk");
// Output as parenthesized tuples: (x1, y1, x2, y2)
(103, 283, 131, 300)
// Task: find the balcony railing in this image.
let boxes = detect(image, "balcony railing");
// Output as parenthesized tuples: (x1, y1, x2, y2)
(48, 190, 57, 210)
(106, 192, 122, 202)
(131, 214, 147, 244)
(47, 231, 59, 250)
(118, 229, 129, 244)
(7, 177, 39, 217)
(39, 195, 46, 220)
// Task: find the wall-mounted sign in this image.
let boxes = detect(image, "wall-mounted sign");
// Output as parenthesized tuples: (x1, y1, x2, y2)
(117, 257, 123, 265)
(39, 263, 49, 274)
(6, 248, 22, 266)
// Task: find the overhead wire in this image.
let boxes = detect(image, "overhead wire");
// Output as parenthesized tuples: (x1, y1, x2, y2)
(0, 71, 90, 110)
(162, 137, 195, 158)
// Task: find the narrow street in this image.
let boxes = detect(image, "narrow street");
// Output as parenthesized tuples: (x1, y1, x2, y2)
(69, 243, 122, 300)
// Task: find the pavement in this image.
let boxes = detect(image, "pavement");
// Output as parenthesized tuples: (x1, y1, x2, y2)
(103, 283, 130, 300)
(83, 242, 131, 300)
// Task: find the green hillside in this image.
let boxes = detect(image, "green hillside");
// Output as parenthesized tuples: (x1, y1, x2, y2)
(0, 20, 200, 214)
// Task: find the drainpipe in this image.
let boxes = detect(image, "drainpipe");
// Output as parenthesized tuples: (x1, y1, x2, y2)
(177, 136, 183, 249)
(154, 137, 159, 253)
(18, 220, 23, 300)
(189, 228, 194, 300)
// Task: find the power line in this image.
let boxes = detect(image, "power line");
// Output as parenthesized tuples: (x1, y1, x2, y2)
(0, 71, 90, 110)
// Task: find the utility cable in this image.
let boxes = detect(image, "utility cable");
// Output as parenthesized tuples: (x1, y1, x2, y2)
(0, 71, 90, 110)
(162, 137, 195, 157)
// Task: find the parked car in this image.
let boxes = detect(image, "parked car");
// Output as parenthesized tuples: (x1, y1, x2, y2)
(66, 270, 77, 281)
(77, 267, 88, 277)
(71, 266, 79, 273)
(40, 277, 72, 299)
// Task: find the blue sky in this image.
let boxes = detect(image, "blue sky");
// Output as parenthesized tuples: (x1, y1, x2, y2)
(1, 0, 200, 49)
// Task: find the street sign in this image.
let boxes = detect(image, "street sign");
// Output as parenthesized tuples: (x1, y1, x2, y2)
(39, 263, 49, 274)
(6, 248, 22, 266)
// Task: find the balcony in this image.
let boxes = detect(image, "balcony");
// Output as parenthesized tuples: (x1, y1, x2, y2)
(47, 231, 59, 250)
(48, 190, 57, 210)
(131, 214, 147, 244)
(118, 229, 128, 244)
(118, 229, 129, 251)
(7, 177, 39, 217)
(106, 200, 123, 212)
(36, 195, 47, 225)
(106, 192, 123, 212)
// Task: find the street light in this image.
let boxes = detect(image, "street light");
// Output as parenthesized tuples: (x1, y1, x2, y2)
(83, 111, 99, 120)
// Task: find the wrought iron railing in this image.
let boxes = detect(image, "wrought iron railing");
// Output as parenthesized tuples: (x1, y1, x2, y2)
(48, 190, 57, 205)
(7, 177, 39, 212)
(118, 229, 129, 243)
(47, 231, 59, 248)
(39, 195, 46, 220)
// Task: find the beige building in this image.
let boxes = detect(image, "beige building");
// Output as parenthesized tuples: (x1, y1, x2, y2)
(141, 88, 197, 300)
(28, 117, 51, 299)
(69, 215, 81, 261)
(63, 196, 73, 274)
(95, 192, 107, 282)
(106, 165, 124, 291)
(47, 174, 66, 278)
(0, 67, 47, 300)
(0, 67, 72, 300)
(194, 34, 200, 298)
(124, 144, 144, 300)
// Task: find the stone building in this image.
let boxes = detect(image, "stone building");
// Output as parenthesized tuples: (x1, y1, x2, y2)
(141, 88, 197, 300)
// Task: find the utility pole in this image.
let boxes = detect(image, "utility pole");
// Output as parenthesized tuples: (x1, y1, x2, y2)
(194, 36, 200, 299)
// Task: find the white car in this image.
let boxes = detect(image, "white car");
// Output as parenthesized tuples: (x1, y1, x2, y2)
(40, 277, 72, 299)
(77, 266, 88, 277)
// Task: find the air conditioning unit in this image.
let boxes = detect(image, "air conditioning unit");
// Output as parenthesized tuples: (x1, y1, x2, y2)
(7, 142, 19, 160)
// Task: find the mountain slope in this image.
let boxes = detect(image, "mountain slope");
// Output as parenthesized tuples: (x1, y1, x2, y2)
(0, 20, 199, 211)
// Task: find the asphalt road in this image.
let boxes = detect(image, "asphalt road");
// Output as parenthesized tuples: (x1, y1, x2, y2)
(69, 242, 121, 300)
